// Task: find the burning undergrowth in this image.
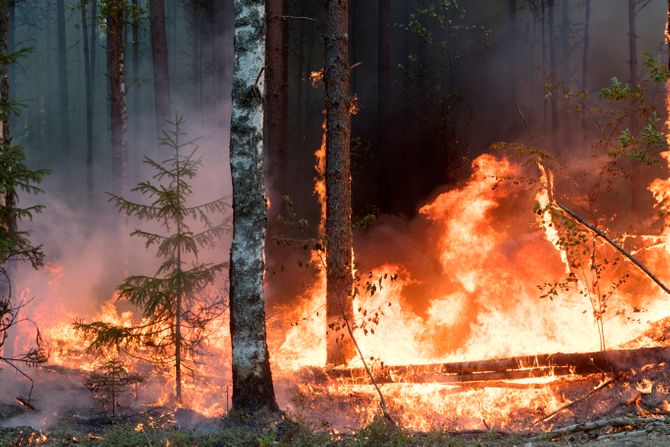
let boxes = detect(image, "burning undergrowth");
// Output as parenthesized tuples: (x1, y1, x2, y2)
(3, 149, 670, 433)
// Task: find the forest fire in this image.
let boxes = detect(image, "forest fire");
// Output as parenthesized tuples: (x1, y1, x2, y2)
(5, 0, 670, 445)
(4, 149, 670, 433)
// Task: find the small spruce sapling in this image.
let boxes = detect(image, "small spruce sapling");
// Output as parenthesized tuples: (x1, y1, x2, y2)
(76, 117, 229, 404)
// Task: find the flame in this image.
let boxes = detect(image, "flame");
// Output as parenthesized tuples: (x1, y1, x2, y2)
(11, 143, 670, 430)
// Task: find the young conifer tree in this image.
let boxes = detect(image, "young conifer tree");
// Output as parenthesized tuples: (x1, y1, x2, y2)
(76, 117, 229, 404)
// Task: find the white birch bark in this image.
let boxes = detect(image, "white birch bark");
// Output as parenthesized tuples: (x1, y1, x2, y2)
(228, 0, 278, 413)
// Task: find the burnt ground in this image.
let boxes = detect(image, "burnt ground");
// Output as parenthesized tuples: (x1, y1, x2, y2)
(4, 321, 670, 445)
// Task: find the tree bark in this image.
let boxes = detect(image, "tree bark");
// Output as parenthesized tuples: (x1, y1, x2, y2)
(57, 0, 71, 170)
(149, 0, 171, 136)
(107, 0, 128, 197)
(229, 0, 279, 414)
(628, 0, 638, 131)
(581, 0, 590, 142)
(132, 0, 140, 127)
(377, 0, 390, 165)
(548, 0, 558, 152)
(319, 346, 670, 384)
(0, 0, 16, 359)
(560, 0, 570, 147)
(265, 0, 288, 200)
(325, 0, 355, 366)
(90, 0, 97, 128)
(81, 0, 94, 198)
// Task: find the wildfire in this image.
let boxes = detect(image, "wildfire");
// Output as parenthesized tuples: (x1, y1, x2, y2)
(9, 147, 670, 430)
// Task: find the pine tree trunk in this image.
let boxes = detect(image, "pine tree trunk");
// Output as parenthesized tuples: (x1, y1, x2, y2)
(107, 0, 128, 197)
(91, 0, 97, 108)
(628, 0, 638, 131)
(581, 0, 590, 142)
(265, 0, 288, 202)
(132, 0, 140, 127)
(548, 0, 558, 152)
(560, 0, 570, 147)
(149, 0, 171, 136)
(507, 0, 516, 97)
(81, 0, 94, 197)
(377, 0, 390, 165)
(325, 0, 355, 366)
(57, 0, 71, 170)
(229, 0, 279, 414)
(0, 0, 16, 360)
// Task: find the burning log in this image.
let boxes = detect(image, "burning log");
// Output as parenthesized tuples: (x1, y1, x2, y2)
(307, 346, 670, 385)
(14, 397, 35, 411)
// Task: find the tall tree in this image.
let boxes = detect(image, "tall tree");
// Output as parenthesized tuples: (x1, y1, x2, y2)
(628, 0, 638, 133)
(229, 0, 279, 413)
(548, 0, 558, 151)
(131, 0, 140, 126)
(265, 0, 288, 202)
(106, 0, 128, 197)
(57, 0, 71, 171)
(149, 0, 171, 137)
(80, 0, 94, 197)
(325, 0, 355, 366)
(378, 0, 390, 167)
(581, 0, 590, 141)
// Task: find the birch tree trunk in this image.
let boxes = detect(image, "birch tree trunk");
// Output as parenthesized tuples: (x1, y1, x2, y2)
(149, 0, 171, 137)
(325, 0, 355, 366)
(107, 0, 128, 197)
(229, 0, 278, 414)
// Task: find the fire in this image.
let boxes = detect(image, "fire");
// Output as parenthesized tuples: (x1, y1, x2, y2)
(9, 144, 670, 430)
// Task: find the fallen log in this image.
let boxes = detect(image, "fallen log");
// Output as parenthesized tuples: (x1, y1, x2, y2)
(305, 346, 670, 384)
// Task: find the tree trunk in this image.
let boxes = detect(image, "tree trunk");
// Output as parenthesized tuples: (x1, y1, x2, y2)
(91, 0, 97, 120)
(81, 0, 94, 198)
(548, 0, 558, 152)
(149, 0, 171, 136)
(57, 0, 71, 171)
(107, 0, 128, 197)
(628, 0, 638, 131)
(325, 0, 355, 366)
(265, 0, 288, 201)
(132, 0, 140, 127)
(377, 0, 390, 164)
(229, 0, 279, 414)
(0, 0, 16, 359)
(581, 0, 590, 142)
(507, 0, 516, 97)
(560, 0, 570, 147)
(191, 1, 204, 124)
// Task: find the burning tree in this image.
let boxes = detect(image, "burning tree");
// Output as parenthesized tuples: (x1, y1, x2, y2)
(76, 117, 228, 404)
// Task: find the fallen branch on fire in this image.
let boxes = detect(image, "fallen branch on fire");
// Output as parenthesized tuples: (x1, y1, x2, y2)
(308, 346, 670, 385)
(554, 200, 670, 295)
(530, 376, 616, 427)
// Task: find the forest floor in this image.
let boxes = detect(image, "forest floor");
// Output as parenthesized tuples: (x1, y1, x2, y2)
(4, 320, 670, 446)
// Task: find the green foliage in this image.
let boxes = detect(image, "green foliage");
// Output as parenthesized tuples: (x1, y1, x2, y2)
(76, 117, 229, 395)
(643, 52, 670, 83)
(598, 77, 636, 101)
